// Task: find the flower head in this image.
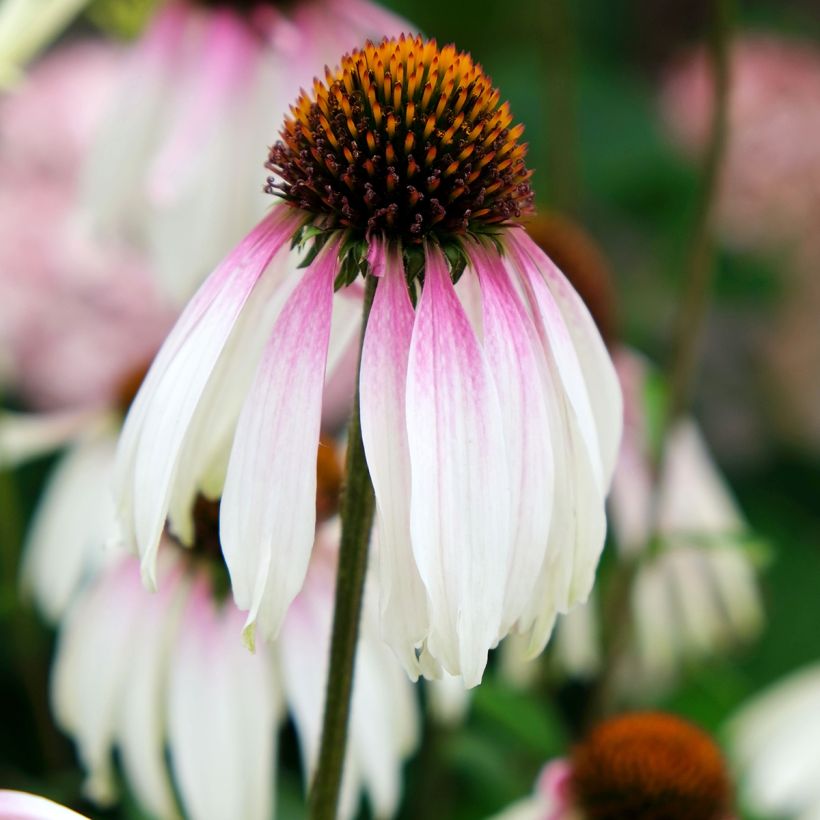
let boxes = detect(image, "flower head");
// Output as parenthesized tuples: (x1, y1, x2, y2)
(492, 713, 733, 820)
(268, 34, 532, 239)
(570, 713, 732, 820)
(117, 34, 622, 687)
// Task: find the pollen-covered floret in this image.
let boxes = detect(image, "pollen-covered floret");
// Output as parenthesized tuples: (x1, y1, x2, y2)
(267, 34, 534, 240)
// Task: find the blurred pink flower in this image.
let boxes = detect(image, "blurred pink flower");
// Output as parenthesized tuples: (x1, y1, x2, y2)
(661, 34, 820, 253)
(82, 0, 411, 302)
(0, 41, 173, 413)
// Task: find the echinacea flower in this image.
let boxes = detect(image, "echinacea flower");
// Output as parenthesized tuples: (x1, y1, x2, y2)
(116, 34, 622, 687)
(50, 441, 417, 820)
(729, 664, 820, 820)
(82, 0, 409, 302)
(0, 790, 88, 820)
(491, 712, 733, 820)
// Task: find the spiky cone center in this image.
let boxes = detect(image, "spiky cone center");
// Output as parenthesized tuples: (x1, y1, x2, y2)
(570, 712, 732, 820)
(267, 34, 534, 242)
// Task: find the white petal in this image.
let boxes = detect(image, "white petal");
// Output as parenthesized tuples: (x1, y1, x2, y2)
(51, 558, 146, 805)
(168, 578, 279, 820)
(406, 244, 511, 686)
(115, 207, 299, 588)
(21, 428, 119, 622)
(0, 408, 108, 468)
(117, 551, 187, 820)
(220, 239, 338, 645)
(359, 245, 428, 677)
(470, 244, 554, 635)
(507, 228, 622, 485)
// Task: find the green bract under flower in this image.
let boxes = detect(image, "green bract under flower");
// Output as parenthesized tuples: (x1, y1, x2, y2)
(267, 34, 534, 242)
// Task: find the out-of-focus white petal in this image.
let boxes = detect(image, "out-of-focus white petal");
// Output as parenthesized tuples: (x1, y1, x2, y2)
(709, 547, 763, 639)
(659, 421, 745, 537)
(0, 408, 108, 468)
(406, 244, 511, 687)
(221, 239, 339, 647)
(550, 598, 601, 680)
(730, 665, 820, 819)
(20, 428, 119, 622)
(471, 244, 553, 635)
(115, 207, 299, 589)
(117, 550, 187, 820)
(168, 577, 279, 820)
(360, 244, 428, 677)
(51, 559, 147, 804)
(0, 790, 89, 820)
(426, 673, 470, 726)
(630, 558, 678, 683)
(280, 522, 418, 819)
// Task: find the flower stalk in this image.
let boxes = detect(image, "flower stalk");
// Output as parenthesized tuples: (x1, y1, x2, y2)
(591, 0, 734, 719)
(308, 273, 378, 820)
(664, 0, 733, 430)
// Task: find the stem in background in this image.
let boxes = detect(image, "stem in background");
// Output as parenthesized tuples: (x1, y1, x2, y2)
(663, 0, 733, 430)
(588, 0, 734, 719)
(308, 274, 378, 820)
(539, 0, 581, 214)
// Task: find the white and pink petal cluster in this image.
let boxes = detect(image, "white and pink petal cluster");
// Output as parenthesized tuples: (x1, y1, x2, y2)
(52, 525, 417, 820)
(116, 204, 621, 687)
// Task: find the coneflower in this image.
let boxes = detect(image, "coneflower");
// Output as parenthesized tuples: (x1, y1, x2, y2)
(116, 34, 622, 687)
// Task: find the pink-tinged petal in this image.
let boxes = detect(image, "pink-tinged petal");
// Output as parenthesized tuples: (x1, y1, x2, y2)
(359, 242, 429, 677)
(406, 244, 512, 686)
(469, 243, 554, 635)
(115, 207, 299, 590)
(0, 790, 89, 820)
(504, 232, 604, 491)
(220, 238, 340, 646)
(507, 228, 622, 486)
(168, 577, 279, 820)
(146, 9, 258, 205)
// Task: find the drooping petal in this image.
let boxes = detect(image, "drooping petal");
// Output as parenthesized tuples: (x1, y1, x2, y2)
(469, 243, 554, 635)
(505, 231, 607, 492)
(167, 577, 279, 820)
(117, 550, 187, 820)
(114, 206, 300, 590)
(20, 428, 118, 622)
(406, 243, 511, 686)
(359, 243, 429, 677)
(220, 237, 340, 646)
(51, 558, 149, 805)
(506, 227, 622, 485)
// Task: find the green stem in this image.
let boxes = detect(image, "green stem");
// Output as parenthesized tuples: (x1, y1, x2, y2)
(587, 0, 733, 720)
(308, 274, 378, 820)
(663, 0, 733, 430)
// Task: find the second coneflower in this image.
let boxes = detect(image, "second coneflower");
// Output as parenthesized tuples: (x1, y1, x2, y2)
(116, 34, 622, 686)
